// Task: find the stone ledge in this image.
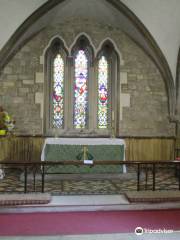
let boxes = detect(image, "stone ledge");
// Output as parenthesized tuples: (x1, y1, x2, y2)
(0, 193, 51, 206)
(125, 191, 180, 203)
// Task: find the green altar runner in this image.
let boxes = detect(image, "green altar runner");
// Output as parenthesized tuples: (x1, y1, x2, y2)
(41, 138, 125, 174)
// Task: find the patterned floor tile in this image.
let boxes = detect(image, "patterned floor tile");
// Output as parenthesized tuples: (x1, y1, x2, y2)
(0, 168, 179, 195)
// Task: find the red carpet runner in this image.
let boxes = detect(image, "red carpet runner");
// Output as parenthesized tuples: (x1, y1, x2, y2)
(0, 210, 180, 236)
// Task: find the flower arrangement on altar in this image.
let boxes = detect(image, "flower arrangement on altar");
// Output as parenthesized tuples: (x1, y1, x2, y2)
(0, 106, 15, 135)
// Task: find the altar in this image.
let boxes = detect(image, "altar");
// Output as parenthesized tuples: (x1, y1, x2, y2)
(41, 138, 126, 174)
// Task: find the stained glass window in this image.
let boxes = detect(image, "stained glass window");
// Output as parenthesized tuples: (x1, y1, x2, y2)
(98, 56, 108, 128)
(74, 50, 88, 128)
(52, 54, 64, 128)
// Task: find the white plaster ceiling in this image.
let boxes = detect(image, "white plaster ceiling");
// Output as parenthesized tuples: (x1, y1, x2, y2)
(0, 0, 180, 81)
(0, 0, 46, 49)
(122, 0, 180, 83)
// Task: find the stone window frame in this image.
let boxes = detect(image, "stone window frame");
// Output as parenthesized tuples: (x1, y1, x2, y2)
(95, 41, 119, 136)
(69, 35, 94, 134)
(44, 35, 119, 137)
(44, 38, 69, 136)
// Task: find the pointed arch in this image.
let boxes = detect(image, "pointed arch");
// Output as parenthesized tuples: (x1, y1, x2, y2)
(176, 47, 180, 117)
(96, 37, 123, 65)
(71, 35, 94, 129)
(69, 32, 96, 56)
(43, 35, 70, 58)
(96, 40, 119, 131)
(0, 0, 175, 116)
(70, 34, 94, 64)
(44, 37, 68, 135)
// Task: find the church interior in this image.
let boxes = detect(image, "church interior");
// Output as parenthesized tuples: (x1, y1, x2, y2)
(0, 0, 180, 239)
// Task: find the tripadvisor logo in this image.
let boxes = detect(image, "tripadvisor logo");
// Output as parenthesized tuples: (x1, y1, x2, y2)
(135, 227, 144, 235)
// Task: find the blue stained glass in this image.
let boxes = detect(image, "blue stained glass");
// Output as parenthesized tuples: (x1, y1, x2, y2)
(74, 50, 88, 128)
(52, 54, 64, 128)
(98, 56, 108, 128)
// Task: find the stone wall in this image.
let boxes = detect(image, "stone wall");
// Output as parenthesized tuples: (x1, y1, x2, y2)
(0, 18, 175, 136)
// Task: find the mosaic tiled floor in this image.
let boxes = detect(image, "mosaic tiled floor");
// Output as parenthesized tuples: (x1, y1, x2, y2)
(0, 167, 179, 195)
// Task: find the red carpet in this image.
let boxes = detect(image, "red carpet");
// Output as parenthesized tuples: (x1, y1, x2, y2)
(0, 210, 180, 236)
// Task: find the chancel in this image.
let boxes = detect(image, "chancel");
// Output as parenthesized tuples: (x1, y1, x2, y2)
(0, 0, 180, 239)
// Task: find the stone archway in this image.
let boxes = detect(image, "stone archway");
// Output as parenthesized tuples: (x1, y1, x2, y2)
(0, 0, 175, 116)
